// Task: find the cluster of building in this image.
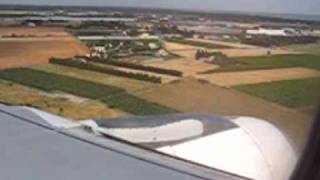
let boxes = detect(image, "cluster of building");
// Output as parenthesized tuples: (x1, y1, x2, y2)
(152, 15, 320, 41)
(2, 9, 319, 49)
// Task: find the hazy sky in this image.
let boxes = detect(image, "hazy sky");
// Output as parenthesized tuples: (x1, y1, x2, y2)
(1, 0, 320, 15)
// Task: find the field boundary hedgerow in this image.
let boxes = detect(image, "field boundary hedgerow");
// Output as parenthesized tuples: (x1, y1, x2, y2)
(49, 58, 162, 83)
(91, 58, 183, 77)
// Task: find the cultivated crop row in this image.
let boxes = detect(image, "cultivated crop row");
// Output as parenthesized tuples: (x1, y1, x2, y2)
(0, 68, 177, 115)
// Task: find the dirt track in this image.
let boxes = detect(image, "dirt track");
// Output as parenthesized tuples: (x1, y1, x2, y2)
(197, 67, 320, 87)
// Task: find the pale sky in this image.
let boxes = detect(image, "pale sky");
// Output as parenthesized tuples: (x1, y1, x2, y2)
(1, 0, 320, 15)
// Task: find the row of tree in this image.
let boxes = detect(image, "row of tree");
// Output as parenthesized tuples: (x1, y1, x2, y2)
(92, 58, 183, 77)
(49, 58, 162, 83)
(241, 35, 319, 47)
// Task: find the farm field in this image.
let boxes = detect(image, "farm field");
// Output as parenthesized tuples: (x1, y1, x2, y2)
(88, 61, 180, 84)
(166, 38, 232, 49)
(149, 59, 217, 76)
(202, 54, 320, 73)
(0, 68, 177, 115)
(186, 38, 258, 49)
(0, 38, 88, 69)
(153, 40, 300, 78)
(197, 67, 320, 87)
(31, 64, 157, 93)
(49, 59, 163, 84)
(286, 42, 320, 56)
(0, 79, 128, 120)
(150, 41, 219, 76)
(208, 48, 301, 58)
(165, 40, 300, 59)
(0, 36, 76, 42)
(0, 25, 316, 154)
(165, 42, 199, 52)
(234, 77, 320, 111)
(0, 26, 69, 37)
(0, 27, 88, 69)
(165, 42, 210, 60)
(134, 77, 312, 150)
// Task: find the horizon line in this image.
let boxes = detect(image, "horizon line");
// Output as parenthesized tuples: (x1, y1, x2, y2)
(0, 3, 320, 17)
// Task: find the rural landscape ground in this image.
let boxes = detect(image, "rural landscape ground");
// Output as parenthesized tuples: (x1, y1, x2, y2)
(0, 26, 319, 153)
(0, 27, 88, 69)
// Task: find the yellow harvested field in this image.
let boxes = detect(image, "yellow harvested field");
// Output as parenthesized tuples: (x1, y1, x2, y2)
(0, 26, 69, 37)
(196, 67, 320, 87)
(0, 36, 89, 69)
(165, 42, 199, 51)
(150, 59, 218, 76)
(209, 48, 302, 58)
(0, 36, 75, 42)
(166, 41, 301, 58)
(151, 42, 219, 76)
(186, 38, 258, 49)
(0, 80, 128, 120)
(165, 42, 201, 60)
(0, 26, 89, 69)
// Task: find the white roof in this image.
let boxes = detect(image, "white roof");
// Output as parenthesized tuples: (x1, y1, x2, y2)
(246, 28, 288, 36)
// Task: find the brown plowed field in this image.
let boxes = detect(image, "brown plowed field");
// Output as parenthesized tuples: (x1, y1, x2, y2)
(0, 26, 69, 37)
(0, 27, 89, 69)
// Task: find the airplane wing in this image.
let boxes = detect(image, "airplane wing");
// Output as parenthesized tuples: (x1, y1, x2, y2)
(0, 104, 246, 180)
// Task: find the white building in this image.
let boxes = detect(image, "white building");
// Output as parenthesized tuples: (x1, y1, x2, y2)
(246, 28, 288, 36)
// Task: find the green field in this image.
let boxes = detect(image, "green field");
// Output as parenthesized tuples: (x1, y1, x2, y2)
(0, 68, 177, 115)
(234, 77, 320, 108)
(0, 79, 128, 120)
(287, 42, 320, 56)
(31, 64, 156, 93)
(202, 55, 320, 73)
(166, 38, 231, 49)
